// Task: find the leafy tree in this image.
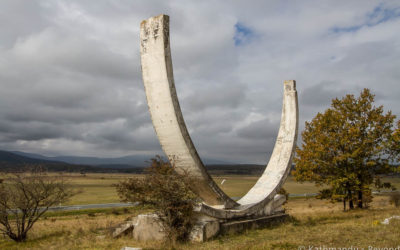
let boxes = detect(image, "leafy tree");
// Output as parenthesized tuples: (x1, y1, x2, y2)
(115, 156, 197, 244)
(392, 120, 400, 162)
(0, 168, 75, 242)
(293, 88, 398, 210)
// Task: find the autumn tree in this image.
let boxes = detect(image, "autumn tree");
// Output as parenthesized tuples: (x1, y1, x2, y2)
(0, 168, 75, 242)
(293, 88, 398, 210)
(115, 156, 197, 244)
(392, 120, 400, 162)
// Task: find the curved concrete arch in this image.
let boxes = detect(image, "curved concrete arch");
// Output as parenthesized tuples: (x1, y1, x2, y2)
(198, 80, 298, 218)
(140, 15, 238, 208)
(140, 15, 298, 218)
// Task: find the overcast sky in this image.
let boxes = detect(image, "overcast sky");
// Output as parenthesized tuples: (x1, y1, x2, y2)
(1, 0, 399, 164)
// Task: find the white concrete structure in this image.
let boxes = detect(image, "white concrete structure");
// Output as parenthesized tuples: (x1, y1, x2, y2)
(140, 15, 298, 219)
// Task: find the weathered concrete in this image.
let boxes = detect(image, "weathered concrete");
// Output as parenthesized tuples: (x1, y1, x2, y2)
(189, 215, 220, 242)
(140, 14, 237, 209)
(113, 217, 137, 238)
(114, 211, 288, 242)
(197, 80, 298, 218)
(139, 14, 298, 241)
(132, 214, 164, 241)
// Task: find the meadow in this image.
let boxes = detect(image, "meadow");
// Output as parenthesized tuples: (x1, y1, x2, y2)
(63, 173, 400, 205)
(0, 173, 399, 249)
(43, 173, 319, 205)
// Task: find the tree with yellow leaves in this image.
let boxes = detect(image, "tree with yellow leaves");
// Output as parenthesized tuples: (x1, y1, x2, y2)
(392, 121, 400, 162)
(293, 88, 399, 210)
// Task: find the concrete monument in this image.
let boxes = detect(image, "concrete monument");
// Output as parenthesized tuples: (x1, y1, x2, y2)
(115, 14, 298, 242)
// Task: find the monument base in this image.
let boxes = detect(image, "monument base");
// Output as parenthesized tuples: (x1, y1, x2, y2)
(189, 212, 288, 242)
(220, 213, 289, 236)
(112, 195, 288, 242)
(113, 211, 288, 242)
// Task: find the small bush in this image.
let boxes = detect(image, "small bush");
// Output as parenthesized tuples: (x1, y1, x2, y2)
(115, 156, 198, 244)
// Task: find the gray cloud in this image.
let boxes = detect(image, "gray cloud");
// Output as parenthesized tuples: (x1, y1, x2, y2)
(236, 118, 279, 141)
(185, 83, 246, 112)
(0, 0, 399, 163)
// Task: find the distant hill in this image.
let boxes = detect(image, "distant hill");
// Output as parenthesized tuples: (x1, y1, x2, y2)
(11, 151, 234, 167)
(0, 150, 143, 173)
(2, 150, 265, 175)
(0, 150, 61, 165)
(11, 151, 146, 167)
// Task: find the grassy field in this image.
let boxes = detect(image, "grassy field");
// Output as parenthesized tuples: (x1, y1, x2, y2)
(1, 172, 399, 205)
(60, 174, 321, 205)
(64, 173, 141, 205)
(63, 173, 400, 205)
(65, 174, 320, 205)
(0, 195, 399, 249)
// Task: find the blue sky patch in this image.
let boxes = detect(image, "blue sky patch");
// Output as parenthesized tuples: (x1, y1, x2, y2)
(367, 4, 400, 26)
(332, 25, 362, 33)
(331, 4, 400, 34)
(234, 22, 255, 46)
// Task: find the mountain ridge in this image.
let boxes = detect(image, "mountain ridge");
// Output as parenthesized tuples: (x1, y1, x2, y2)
(0, 150, 266, 175)
(10, 150, 234, 167)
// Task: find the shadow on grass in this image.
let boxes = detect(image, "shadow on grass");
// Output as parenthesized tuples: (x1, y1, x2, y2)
(289, 208, 381, 227)
(0, 230, 68, 249)
(30, 230, 70, 243)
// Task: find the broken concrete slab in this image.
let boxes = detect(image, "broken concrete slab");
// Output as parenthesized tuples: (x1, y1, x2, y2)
(189, 215, 220, 242)
(113, 217, 137, 238)
(132, 214, 164, 241)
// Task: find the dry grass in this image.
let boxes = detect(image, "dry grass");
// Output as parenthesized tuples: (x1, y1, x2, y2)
(1, 196, 399, 249)
(184, 196, 400, 250)
(0, 207, 155, 250)
(1, 173, 399, 249)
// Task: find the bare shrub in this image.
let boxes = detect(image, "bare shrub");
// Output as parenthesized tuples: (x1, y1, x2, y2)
(0, 168, 76, 242)
(115, 156, 197, 244)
